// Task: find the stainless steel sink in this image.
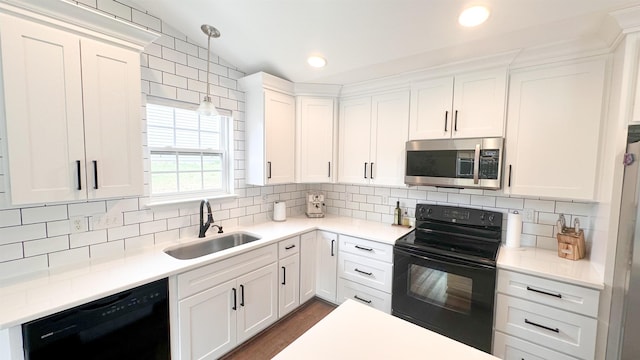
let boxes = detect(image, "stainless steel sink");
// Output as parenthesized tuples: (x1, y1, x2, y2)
(164, 232, 261, 260)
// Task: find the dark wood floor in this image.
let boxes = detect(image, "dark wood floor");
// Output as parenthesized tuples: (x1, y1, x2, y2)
(220, 298, 336, 360)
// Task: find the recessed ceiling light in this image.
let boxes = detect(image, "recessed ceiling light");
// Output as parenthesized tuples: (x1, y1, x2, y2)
(307, 55, 327, 68)
(458, 6, 490, 27)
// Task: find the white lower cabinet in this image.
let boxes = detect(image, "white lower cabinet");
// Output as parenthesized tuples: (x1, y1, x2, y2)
(175, 245, 278, 360)
(315, 231, 338, 302)
(336, 235, 393, 313)
(278, 236, 301, 318)
(299, 231, 317, 304)
(493, 269, 600, 360)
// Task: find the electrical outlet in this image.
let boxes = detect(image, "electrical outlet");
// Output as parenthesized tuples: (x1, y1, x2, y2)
(523, 208, 535, 222)
(70, 216, 86, 233)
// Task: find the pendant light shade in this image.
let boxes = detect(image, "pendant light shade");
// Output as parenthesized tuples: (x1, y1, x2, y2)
(198, 24, 221, 116)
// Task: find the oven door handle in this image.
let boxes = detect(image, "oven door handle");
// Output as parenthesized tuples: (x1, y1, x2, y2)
(395, 247, 494, 271)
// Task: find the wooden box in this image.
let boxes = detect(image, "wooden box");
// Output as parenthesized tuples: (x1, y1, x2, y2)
(557, 229, 585, 260)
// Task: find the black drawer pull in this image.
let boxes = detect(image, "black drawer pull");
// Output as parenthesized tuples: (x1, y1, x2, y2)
(240, 284, 245, 307)
(328, 161, 331, 177)
(354, 268, 373, 276)
(355, 245, 373, 252)
(331, 239, 335, 257)
(285, 244, 296, 250)
(508, 164, 512, 187)
(232, 288, 237, 310)
(93, 160, 98, 189)
(526, 286, 562, 298)
(454, 110, 458, 131)
(444, 111, 448, 132)
(354, 295, 372, 304)
(524, 318, 559, 333)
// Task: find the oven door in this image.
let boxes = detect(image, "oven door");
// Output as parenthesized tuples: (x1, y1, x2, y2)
(392, 246, 496, 353)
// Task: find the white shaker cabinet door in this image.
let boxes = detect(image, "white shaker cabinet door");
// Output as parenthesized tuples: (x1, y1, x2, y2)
(80, 38, 143, 199)
(0, 14, 87, 204)
(264, 89, 295, 185)
(299, 231, 318, 304)
(278, 254, 300, 318)
(297, 96, 335, 183)
(178, 279, 237, 360)
(504, 59, 606, 200)
(338, 97, 372, 184)
(370, 90, 410, 187)
(236, 263, 278, 343)
(409, 76, 455, 140)
(315, 231, 338, 303)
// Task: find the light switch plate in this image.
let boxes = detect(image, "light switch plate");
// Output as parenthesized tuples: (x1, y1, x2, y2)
(70, 216, 87, 233)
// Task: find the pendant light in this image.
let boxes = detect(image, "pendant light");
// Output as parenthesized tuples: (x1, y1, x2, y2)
(197, 24, 221, 116)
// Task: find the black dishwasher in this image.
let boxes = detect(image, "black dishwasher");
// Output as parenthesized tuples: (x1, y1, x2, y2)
(22, 278, 170, 360)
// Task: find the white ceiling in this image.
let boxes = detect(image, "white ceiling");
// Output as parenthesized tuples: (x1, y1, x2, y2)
(130, 0, 640, 85)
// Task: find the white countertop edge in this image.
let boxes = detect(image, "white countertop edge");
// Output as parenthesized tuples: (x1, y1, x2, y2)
(0, 215, 413, 329)
(496, 246, 605, 290)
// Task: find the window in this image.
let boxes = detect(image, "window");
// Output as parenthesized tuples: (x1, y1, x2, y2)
(146, 101, 234, 203)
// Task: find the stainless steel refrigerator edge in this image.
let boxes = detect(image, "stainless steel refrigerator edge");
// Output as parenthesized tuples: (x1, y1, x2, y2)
(611, 140, 640, 359)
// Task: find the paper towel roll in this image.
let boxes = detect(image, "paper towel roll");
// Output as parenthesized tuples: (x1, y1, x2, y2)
(506, 211, 522, 248)
(273, 201, 286, 222)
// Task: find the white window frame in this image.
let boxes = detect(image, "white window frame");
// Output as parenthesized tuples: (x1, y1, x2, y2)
(145, 97, 235, 206)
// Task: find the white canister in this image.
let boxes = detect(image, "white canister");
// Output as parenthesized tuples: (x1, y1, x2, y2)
(273, 201, 286, 221)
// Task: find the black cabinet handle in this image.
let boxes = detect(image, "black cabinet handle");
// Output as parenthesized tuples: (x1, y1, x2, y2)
(363, 162, 368, 179)
(282, 266, 286, 285)
(93, 160, 98, 189)
(444, 111, 448, 132)
(267, 161, 272, 179)
(524, 318, 559, 333)
(354, 268, 373, 276)
(508, 164, 512, 187)
(454, 110, 458, 131)
(285, 244, 296, 250)
(354, 295, 372, 304)
(526, 286, 562, 298)
(355, 245, 373, 252)
(240, 284, 245, 307)
(370, 163, 374, 179)
(232, 288, 237, 310)
(331, 239, 335, 257)
(76, 160, 82, 190)
(328, 162, 331, 177)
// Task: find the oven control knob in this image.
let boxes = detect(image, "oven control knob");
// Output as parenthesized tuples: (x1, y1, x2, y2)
(480, 213, 486, 221)
(488, 214, 495, 222)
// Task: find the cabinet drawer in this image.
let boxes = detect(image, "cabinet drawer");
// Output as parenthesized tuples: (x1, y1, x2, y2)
(339, 235, 393, 263)
(338, 252, 393, 293)
(177, 244, 277, 299)
(497, 269, 600, 317)
(278, 236, 300, 259)
(493, 331, 579, 360)
(337, 278, 391, 314)
(495, 294, 597, 360)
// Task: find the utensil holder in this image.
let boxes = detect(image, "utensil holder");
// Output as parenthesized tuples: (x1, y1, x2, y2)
(556, 229, 585, 260)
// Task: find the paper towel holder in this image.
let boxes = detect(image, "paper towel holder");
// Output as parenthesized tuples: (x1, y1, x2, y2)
(273, 201, 287, 222)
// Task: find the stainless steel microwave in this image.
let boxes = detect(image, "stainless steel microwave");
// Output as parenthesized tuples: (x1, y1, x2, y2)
(405, 137, 504, 189)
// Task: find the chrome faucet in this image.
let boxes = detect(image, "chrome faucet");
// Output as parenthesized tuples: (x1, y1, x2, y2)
(199, 199, 214, 238)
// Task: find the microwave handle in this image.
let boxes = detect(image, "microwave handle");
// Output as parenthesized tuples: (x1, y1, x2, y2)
(473, 143, 480, 184)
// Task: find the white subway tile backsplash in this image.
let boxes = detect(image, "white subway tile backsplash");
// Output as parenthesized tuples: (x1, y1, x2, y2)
(408, 189, 427, 200)
(154, 229, 179, 244)
(524, 199, 555, 212)
(70, 230, 107, 248)
(47, 220, 72, 237)
(140, 220, 167, 235)
(108, 224, 140, 241)
(0, 255, 48, 279)
(68, 202, 106, 217)
(555, 202, 593, 217)
(0, 209, 21, 227)
(470, 195, 496, 207)
(96, 0, 131, 20)
(536, 236, 557, 250)
(21, 205, 68, 226)
(522, 223, 554, 237)
(495, 197, 524, 210)
(447, 193, 471, 204)
(0, 224, 47, 245)
(24, 236, 69, 257)
(366, 212, 382, 222)
(125, 234, 155, 250)
(131, 9, 161, 31)
(48, 247, 90, 268)
(0, 243, 23, 262)
(90, 241, 124, 259)
(162, 47, 187, 65)
(360, 187, 374, 195)
(124, 210, 154, 225)
(427, 191, 447, 202)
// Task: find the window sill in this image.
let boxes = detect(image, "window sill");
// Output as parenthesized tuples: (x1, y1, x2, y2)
(145, 193, 239, 209)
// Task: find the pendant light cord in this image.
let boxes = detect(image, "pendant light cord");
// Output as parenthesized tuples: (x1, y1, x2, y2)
(206, 34, 211, 99)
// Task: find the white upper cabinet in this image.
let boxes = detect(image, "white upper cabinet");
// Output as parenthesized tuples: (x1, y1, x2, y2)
(504, 58, 606, 200)
(239, 72, 295, 186)
(296, 96, 336, 183)
(409, 68, 507, 140)
(0, 13, 144, 205)
(338, 90, 410, 186)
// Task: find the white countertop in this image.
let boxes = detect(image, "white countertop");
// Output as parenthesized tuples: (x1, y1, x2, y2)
(497, 246, 604, 290)
(273, 299, 499, 360)
(0, 215, 412, 330)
